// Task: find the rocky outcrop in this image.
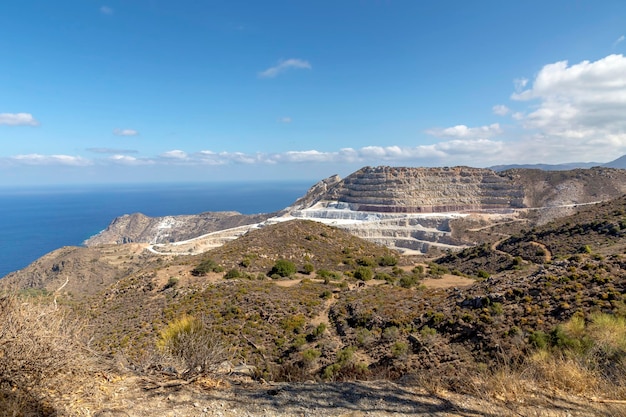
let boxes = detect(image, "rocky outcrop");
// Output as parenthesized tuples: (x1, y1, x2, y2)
(85, 211, 271, 247)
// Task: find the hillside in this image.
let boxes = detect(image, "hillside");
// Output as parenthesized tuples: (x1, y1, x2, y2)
(3, 167, 626, 415)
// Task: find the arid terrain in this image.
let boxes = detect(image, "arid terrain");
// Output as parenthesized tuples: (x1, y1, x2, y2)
(2, 166, 626, 416)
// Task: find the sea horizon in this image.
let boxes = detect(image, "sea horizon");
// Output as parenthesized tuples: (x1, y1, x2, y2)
(0, 180, 313, 278)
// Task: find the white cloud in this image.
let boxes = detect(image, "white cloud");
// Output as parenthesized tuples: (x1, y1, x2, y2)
(113, 128, 139, 136)
(11, 154, 91, 166)
(160, 150, 188, 160)
(259, 59, 311, 78)
(509, 54, 626, 158)
(100, 6, 113, 15)
(614, 35, 625, 47)
(492, 105, 510, 116)
(108, 155, 154, 165)
(0, 113, 40, 126)
(426, 123, 502, 139)
(279, 117, 292, 124)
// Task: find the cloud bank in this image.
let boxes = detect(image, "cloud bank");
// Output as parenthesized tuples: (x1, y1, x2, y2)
(510, 54, 626, 159)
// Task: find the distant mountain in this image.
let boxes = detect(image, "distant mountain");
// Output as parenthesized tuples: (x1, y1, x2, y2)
(490, 162, 601, 171)
(604, 154, 626, 169)
(489, 154, 626, 171)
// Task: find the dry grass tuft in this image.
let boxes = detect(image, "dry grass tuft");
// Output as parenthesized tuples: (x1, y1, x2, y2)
(0, 294, 102, 416)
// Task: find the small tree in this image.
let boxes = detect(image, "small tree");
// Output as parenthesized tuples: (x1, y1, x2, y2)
(269, 259, 297, 277)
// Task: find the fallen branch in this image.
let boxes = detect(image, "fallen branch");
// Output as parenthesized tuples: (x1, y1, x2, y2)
(141, 375, 200, 390)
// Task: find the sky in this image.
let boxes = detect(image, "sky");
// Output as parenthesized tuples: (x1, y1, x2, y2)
(1, 0, 626, 185)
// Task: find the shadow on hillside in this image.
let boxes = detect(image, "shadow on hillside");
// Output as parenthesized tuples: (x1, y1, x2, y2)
(180, 380, 626, 416)
(0, 387, 52, 417)
(200, 381, 496, 416)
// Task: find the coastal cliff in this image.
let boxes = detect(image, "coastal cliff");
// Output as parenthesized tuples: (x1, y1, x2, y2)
(84, 211, 271, 246)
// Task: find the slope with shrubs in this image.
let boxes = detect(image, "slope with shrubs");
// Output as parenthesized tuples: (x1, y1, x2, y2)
(3, 202, 626, 414)
(201, 219, 401, 274)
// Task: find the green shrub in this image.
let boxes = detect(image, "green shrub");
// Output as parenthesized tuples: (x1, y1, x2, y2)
(374, 272, 394, 283)
(391, 341, 409, 358)
(399, 275, 418, 288)
(320, 290, 333, 299)
(191, 259, 224, 276)
(302, 349, 321, 364)
(313, 323, 326, 337)
(356, 257, 377, 267)
(302, 263, 315, 275)
(377, 255, 398, 266)
(382, 326, 400, 342)
(353, 266, 373, 281)
(420, 325, 437, 337)
(477, 270, 490, 279)
(281, 314, 306, 334)
(269, 259, 297, 277)
(224, 269, 242, 279)
(428, 263, 449, 276)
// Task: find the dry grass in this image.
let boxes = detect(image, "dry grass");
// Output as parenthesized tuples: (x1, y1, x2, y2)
(0, 294, 102, 416)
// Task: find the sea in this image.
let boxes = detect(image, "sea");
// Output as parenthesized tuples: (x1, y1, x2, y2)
(0, 181, 312, 278)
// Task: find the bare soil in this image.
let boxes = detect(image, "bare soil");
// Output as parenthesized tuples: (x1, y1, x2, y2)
(90, 375, 625, 417)
(421, 274, 475, 289)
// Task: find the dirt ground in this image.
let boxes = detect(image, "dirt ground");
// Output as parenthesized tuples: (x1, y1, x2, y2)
(90, 375, 626, 417)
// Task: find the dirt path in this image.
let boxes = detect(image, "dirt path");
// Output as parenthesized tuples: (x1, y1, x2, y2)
(310, 296, 334, 327)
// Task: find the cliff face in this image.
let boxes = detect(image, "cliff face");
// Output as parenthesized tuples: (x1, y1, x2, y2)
(319, 166, 524, 213)
(307, 166, 626, 213)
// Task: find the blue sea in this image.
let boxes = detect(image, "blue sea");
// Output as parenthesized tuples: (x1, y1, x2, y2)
(0, 181, 311, 278)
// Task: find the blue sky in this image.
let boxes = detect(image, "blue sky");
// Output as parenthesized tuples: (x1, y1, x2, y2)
(1, 0, 626, 185)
